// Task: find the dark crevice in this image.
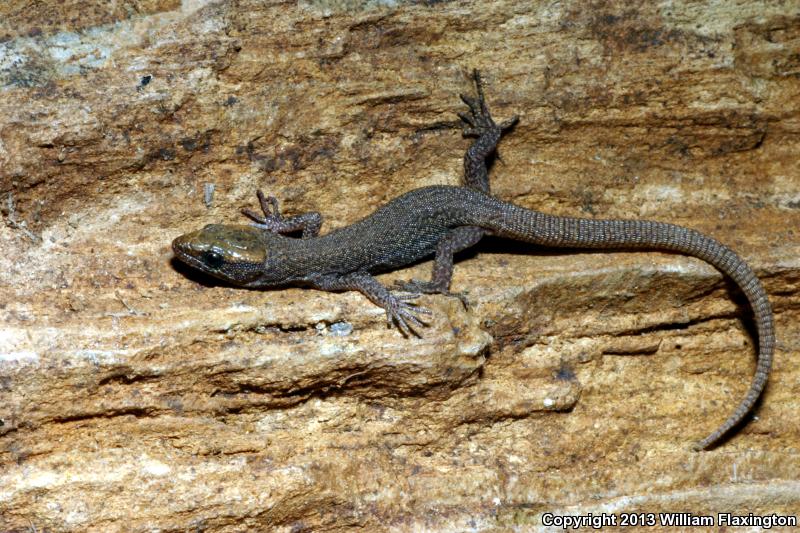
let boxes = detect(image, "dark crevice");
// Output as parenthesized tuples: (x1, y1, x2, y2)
(602, 344, 661, 356)
(264, 323, 315, 334)
(209, 322, 316, 335)
(51, 407, 154, 424)
(97, 369, 162, 386)
(611, 309, 756, 343)
(618, 314, 715, 336)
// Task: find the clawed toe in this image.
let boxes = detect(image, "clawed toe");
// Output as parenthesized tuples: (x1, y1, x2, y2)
(457, 111, 475, 128)
(386, 299, 430, 337)
(457, 69, 518, 137)
(394, 279, 470, 310)
(450, 290, 470, 310)
(459, 93, 482, 114)
(256, 190, 281, 219)
(241, 207, 264, 222)
(500, 115, 519, 131)
(393, 278, 426, 293)
(242, 190, 283, 226)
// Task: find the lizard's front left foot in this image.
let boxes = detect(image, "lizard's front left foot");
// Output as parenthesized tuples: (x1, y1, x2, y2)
(242, 190, 322, 238)
(384, 291, 432, 337)
(458, 69, 519, 138)
(394, 279, 470, 310)
(242, 190, 281, 227)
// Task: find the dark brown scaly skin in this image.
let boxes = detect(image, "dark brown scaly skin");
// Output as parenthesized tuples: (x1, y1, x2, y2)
(173, 71, 774, 451)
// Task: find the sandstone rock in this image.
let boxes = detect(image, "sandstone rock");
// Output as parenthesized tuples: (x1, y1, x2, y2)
(1, 1, 798, 531)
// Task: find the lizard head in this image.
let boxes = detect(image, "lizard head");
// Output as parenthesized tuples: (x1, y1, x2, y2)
(172, 224, 267, 285)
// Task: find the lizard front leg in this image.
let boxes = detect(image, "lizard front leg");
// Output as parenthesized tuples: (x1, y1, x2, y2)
(241, 190, 322, 238)
(310, 272, 431, 336)
(394, 226, 484, 308)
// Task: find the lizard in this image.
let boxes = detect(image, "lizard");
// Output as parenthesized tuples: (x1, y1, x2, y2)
(172, 70, 774, 451)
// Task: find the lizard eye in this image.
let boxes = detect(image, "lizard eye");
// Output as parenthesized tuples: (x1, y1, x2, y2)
(202, 251, 224, 269)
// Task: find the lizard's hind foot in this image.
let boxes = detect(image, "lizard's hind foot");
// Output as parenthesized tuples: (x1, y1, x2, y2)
(458, 69, 519, 138)
(458, 70, 519, 192)
(394, 279, 470, 310)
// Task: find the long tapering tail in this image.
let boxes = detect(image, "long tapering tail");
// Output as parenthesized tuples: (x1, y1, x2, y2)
(486, 201, 774, 450)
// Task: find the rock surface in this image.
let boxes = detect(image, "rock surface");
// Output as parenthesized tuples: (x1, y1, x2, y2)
(1, 0, 799, 531)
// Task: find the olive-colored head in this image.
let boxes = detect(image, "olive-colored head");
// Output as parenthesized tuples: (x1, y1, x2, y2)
(172, 224, 267, 285)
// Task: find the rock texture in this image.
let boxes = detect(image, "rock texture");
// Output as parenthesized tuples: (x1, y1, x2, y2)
(1, 0, 799, 531)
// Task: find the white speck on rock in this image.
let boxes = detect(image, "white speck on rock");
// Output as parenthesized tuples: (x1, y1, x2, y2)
(141, 459, 171, 477)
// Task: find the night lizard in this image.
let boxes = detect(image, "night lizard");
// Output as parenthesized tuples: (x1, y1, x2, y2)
(173, 71, 774, 451)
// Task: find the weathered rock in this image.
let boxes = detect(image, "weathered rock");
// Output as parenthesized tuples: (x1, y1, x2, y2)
(1, 0, 798, 531)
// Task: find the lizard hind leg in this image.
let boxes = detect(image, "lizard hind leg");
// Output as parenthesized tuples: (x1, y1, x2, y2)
(460, 69, 519, 193)
(394, 226, 484, 309)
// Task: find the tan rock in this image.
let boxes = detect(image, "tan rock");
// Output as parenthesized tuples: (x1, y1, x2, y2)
(1, 0, 798, 531)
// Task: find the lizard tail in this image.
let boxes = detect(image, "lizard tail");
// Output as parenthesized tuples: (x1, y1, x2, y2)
(485, 203, 774, 450)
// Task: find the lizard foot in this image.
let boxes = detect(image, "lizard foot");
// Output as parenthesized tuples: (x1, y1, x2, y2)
(384, 291, 432, 337)
(394, 279, 470, 310)
(241, 190, 285, 230)
(241, 190, 322, 238)
(458, 69, 519, 137)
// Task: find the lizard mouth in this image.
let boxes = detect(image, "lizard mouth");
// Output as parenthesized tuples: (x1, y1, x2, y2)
(171, 233, 219, 275)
